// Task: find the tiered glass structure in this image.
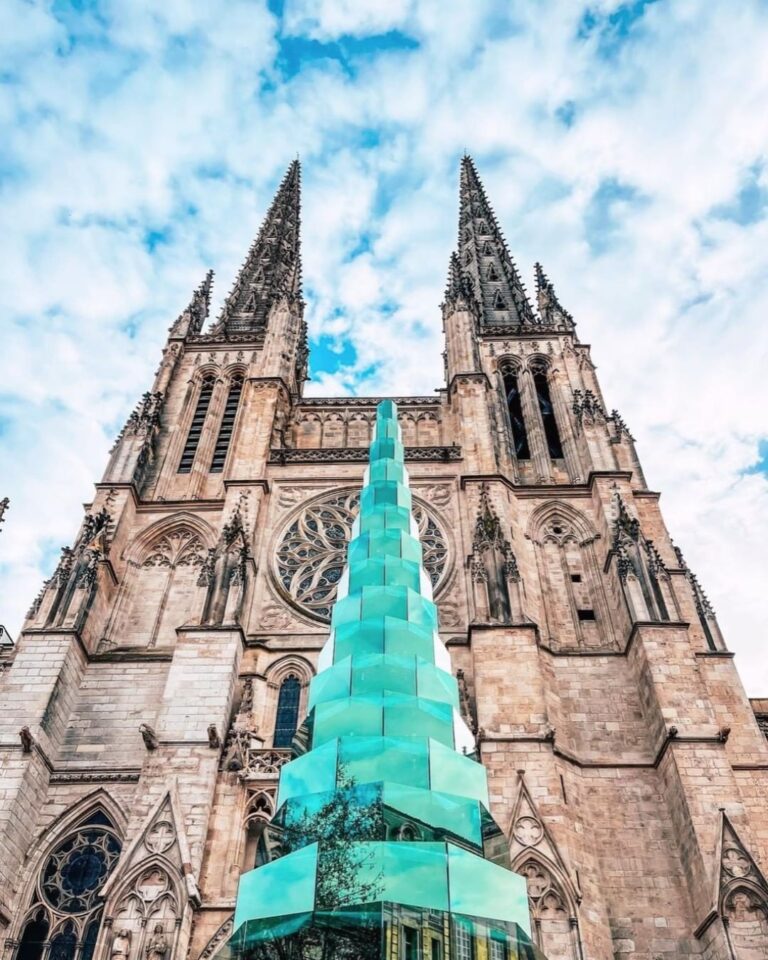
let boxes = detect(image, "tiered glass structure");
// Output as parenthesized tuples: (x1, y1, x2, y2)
(222, 401, 546, 959)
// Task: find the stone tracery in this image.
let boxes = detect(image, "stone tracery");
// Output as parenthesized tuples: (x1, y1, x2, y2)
(274, 488, 449, 622)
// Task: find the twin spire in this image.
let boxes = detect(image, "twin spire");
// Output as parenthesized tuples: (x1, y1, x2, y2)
(447, 155, 575, 331)
(176, 155, 573, 340)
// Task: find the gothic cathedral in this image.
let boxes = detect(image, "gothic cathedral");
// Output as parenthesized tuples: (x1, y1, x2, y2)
(2, 158, 767, 960)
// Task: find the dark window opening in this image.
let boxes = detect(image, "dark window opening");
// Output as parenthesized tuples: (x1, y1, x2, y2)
(16, 911, 49, 960)
(570, 574, 582, 583)
(431, 941, 443, 960)
(210, 375, 244, 473)
(502, 368, 530, 460)
(533, 370, 564, 459)
(403, 927, 419, 960)
(577, 608, 596, 621)
(273, 675, 301, 748)
(178, 375, 215, 473)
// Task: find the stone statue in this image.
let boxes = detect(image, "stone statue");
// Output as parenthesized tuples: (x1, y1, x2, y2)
(145, 924, 168, 960)
(111, 929, 132, 960)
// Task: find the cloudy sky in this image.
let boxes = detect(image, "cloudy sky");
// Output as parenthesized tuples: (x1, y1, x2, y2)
(1, 0, 767, 692)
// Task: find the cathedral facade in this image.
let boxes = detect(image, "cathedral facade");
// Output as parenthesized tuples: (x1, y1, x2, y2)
(1, 158, 767, 960)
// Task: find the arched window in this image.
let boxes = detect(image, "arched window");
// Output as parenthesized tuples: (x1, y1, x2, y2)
(48, 921, 77, 960)
(532, 367, 563, 459)
(501, 365, 530, 460)
(210, 374, 244, 472)
(178, 374, 215, 473)
(273, 675, 301, 747)
(16, 908, 49, 960)
(15, 810, 122, 960)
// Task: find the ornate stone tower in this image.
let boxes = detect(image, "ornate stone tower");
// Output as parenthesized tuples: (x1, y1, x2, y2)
(1, 157, 767, 960)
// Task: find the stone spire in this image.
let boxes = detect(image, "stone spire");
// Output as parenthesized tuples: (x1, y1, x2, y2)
(169, 269, 214, 338)
(535, 262, 575, 331)
(457, 155, 535, 326)
(215, 160, 302, 337)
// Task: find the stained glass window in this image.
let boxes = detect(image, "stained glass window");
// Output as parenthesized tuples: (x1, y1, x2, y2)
(273, 676, 301, 748)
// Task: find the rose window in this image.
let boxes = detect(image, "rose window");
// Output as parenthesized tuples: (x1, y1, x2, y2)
(275, 489, 449, 622)
(41, 828, 121, 914)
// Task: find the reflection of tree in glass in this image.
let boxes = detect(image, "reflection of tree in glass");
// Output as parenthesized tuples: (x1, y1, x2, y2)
(281, 781, 382, 909)
(250, 773, 384, 960)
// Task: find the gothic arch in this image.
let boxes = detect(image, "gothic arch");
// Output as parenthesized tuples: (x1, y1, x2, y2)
(526, 501, 597, 547)
(264, 654, 314, 688)
(15, 791, 127, 906)
(10, 795, 125, 960)
(105, 857, 184, 960)
(512, 851, 580, 960)
(122, 513, 215, 565)
(264, 656, 313, 749)
(527, 502, 616, 649)
(106, 515, 213, 650)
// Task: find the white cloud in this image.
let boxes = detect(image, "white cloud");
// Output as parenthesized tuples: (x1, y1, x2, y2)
(1, 0, 768, 695)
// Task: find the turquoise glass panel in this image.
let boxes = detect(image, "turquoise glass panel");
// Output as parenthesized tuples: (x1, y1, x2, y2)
(351, 654, 418, 698)
(416, 660, 459, 704)
(234, 843, 317, 927)
(277, 740, 337, 806)
(429, 739, 490, 804)
(339, 736, 429, 790)
(447, 844, 532, 935)
(308, 657, 352, 708)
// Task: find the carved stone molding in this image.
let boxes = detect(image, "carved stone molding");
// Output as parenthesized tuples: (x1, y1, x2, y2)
(269, 445, 461, 464)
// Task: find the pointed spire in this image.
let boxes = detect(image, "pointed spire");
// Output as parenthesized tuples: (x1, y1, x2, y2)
(217, 160, 302, 336)
(535, 262, 575, 331)
(457, 156, 535, 326)
(169, 269, 214, 338)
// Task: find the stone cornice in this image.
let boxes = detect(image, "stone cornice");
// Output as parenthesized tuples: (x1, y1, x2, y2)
(269, 445, 462, 464)
(296, 395, 444, 409)
(459, 470, 644, 496)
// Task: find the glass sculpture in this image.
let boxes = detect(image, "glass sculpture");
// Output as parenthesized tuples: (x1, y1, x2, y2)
(220, 401, 547, 959)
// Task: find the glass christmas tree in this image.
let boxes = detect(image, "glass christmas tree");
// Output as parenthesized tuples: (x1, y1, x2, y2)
(221, 400, 546, 959)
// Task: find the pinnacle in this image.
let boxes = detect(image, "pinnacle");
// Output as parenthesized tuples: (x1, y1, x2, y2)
(534, 260, 575, 330)
(217, 160, 302, 332)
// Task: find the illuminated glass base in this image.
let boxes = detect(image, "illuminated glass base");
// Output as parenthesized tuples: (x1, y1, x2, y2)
(219, 904, 547, 960)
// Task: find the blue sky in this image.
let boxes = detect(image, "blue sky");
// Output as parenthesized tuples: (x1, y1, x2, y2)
(1, 0, 768, 692)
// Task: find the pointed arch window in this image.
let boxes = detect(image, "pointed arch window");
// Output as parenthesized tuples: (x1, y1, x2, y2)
(210, 374, 244, 473)
(501, 365, 530, 460)
(273, 675, 301, 747)
(15, 811, 122, 960)
(532, 367, 564, 459)
(487, 263, 500, 282)
(16, 908, 49, 960)
(178, 374, 215, 473)
(492, 291, 506, 310)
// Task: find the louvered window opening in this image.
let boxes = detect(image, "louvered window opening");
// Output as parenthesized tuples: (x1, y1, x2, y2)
(502, 368, 530, 460)
(210, 376, 243, 473)
(533, 371, 564, 459)
(178, 376, 215, 473)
